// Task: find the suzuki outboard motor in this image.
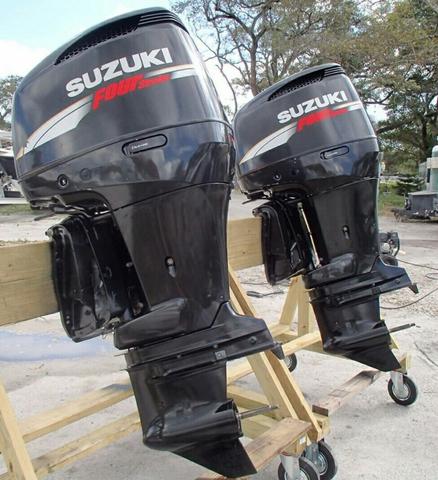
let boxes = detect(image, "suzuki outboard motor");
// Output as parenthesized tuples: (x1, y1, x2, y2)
(234, 64, 416, 372)
(12, 9, 276, 477)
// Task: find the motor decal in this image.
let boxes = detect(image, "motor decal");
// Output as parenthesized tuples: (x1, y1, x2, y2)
(239, 101, 362, 165)
(17, 65, 198, 159)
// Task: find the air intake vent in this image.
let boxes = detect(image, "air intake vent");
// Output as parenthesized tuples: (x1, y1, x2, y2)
(137, 11, 186, 29)
(55, 10, 186, 65)
(323, 65, 345, 77)
(268, 71, 323, 101)
(268, 65, 346, 101)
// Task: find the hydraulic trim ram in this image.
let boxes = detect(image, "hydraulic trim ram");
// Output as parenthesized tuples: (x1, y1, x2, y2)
(12, 9, 277, 477)
(234, 64, 417, 372)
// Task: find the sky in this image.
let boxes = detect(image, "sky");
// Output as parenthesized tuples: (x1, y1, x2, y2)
(0, 0, 385, 118)
(0, 0, 236, 108)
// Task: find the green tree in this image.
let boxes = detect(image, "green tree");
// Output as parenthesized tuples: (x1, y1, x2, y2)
(0, 75, 21, 129)
(172, 0, 363, 109)
(355, 1, 438, 165)
(172, 0, 438, 166)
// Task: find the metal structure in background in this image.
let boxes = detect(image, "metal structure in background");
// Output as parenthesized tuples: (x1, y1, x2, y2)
(0, 130, 22, 200)
(394, 136, 438, 220)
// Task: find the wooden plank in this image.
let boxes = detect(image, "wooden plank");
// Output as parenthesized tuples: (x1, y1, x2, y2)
(268, 324, 291, 339)
(265, 351, 322, 442)
(313, 413, 331, 437)
(227, 359, 252, 384)
(312, 370, 383, 416)
(196, 417, 310, 480)
(0, 217, 260, 325)
(0, 380, 38, 480)
(281, 332, 321, 357)
(227, 217, 262, 271)
(241, 414, 277, 439)
(19, 379, 133, 443)
(228, 268, 257, 317)
(247, 353, 297, 421)
(279, 278, 299, 326)
(0, 413, 141, 480)
(228, 269, 297, 421)
(0, 242, 57, 325)
(396, 352, 410, 374)
(296, 278, 314, 336)
(226, 326, 299, 385)
(228, 386, 271, 414)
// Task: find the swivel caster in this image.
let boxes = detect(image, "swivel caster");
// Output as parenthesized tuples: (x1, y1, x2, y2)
(278, 456, 320, 480)
(303, 441, 337, 480)
(285, 353, 298, 372)
(388, 372, 418, 406)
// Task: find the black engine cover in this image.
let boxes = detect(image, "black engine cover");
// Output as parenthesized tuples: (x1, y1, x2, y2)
(12, 8, 277, 477)
(234, 64, 416, 371)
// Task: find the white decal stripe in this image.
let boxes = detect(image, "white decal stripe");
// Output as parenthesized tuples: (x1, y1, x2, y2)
(143, 64, 196, 78)
(18, 95, 93, 159)
(170, 69, 198, 80)
(332, 100, 362, 110)
(33, 101, 93, 151)
(239, 123, 297, 165)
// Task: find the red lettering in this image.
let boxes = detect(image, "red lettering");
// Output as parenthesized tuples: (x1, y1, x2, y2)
(117, 74, 143, 96)
(91, 73, 171, 110)
(139, 74, 171, 89)
(104, 83, 118, 101)
(92, 87, 106, 110)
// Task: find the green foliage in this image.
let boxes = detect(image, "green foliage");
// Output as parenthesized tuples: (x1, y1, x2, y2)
(0, 75, 22, 129)
(172, 0, 438, 167)
(378, 182, 405, 215)
(394, 174, 424, 195)
(0, 204, 32, 215)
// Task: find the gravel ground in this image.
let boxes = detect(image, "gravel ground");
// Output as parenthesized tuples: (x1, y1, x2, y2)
(0, 191, 437, 480)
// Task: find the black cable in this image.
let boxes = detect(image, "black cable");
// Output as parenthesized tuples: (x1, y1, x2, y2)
(381, 285, 438, 310)
(397, 258, 438, 271)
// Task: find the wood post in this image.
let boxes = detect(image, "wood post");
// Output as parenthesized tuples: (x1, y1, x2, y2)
(0, 380, 37, 480)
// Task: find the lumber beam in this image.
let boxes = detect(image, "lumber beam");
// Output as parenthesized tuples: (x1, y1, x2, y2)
(0, 413, 141, 480)
(196, 417, 311, 480)
(0, 242, 57, 326)
(227, 217, 262, 270)
(281, 331, 321, 357)
(265, 351, 322, 442)
(0, 380, 37, 480)
(279, 278, 299, 327)
(312, 370, 383, 416)
(19, 379, 133, 443)
(228, 386, 271, 414)
(241, 414, 277, 439)
(0, 218, 263, 326)
(228, 269, 298, 421)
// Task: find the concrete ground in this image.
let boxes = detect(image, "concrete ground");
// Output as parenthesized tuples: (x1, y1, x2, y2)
(0, 191, 437, 479)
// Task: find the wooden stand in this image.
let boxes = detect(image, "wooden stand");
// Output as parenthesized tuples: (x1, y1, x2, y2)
(0, 217, 413, 480)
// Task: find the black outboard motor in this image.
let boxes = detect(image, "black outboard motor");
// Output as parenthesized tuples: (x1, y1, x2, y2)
(12, 9, 276, 477)
(234, 64, 417, 372)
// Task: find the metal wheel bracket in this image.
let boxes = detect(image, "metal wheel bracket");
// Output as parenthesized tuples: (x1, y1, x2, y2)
(280, 453, 301, 480)
(390, 371, 408, 399)
(304, 443, 319, 465)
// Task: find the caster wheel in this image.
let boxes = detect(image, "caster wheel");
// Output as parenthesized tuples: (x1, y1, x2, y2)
(388, 375, 418, 406)
(278, 457, 320, 480)
(312, 441, 338, 480)
(285, 353, 298, 372)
